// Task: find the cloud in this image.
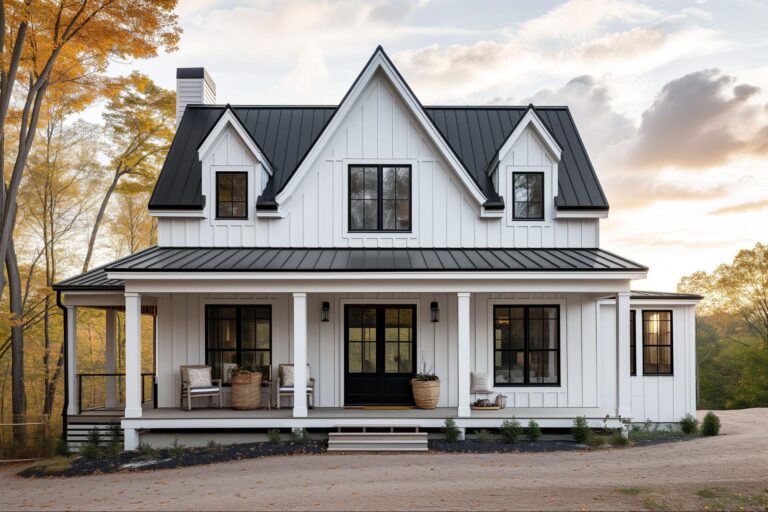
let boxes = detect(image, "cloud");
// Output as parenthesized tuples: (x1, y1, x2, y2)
(604, 177, 729, 208)
(709, 198, 768, 215)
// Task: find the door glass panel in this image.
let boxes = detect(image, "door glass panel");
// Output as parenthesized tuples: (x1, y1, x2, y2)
(348, 308, 377, 374)
(384, 307, 414, 374)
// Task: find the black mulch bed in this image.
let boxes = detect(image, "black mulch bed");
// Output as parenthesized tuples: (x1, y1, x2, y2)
(429, 439, 583, 453)
(19, 441, 326, 478)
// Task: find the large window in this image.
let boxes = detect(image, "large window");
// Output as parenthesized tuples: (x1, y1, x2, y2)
(630, 310, 636, 376)
(642, 310, 673, 375)
(494, 305, 560, 386)
(206, 305, 271, 383)
(216, 172, 247, 219)
(513, 172, 544, 220)
(349, 165, 411, 231)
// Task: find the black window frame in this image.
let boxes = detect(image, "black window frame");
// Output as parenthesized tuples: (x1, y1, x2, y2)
(215, 171, 248, 220)
(630, 310, 637, 376)
(642, 310, 673, 376)
(512, 172, 545, 221)
(205, 305, 272, 385)
(348, 164, 412, 232)
(493, 305, 561, 387)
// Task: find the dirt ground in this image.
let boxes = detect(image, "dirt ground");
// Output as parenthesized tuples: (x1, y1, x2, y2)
(1, 409, 767, 511)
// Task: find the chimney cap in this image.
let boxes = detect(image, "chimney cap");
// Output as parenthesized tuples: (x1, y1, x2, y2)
(176, 67, 216, 94)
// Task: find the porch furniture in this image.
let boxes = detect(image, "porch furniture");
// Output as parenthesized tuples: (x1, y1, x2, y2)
(276, 364, 315, 409)
(260, 366, 273, 410)
(180, 365, 222, 411)
(230, 370, 262, 410)
(470, 372, 493, 401)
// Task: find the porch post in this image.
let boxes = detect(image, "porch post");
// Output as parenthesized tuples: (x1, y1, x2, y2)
(615, 292, 632, 419)
(105, 309, 118, 409)
(65, 306, 78, 415)
(124, 292, 142, 419)
(292, 292, 308, 418)
(457, 292, 471, 417)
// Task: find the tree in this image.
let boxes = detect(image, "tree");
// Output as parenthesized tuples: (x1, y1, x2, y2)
(82, 72, 174, 272)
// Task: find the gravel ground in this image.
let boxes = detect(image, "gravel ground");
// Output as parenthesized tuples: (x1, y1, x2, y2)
(1, 409, 767, 511)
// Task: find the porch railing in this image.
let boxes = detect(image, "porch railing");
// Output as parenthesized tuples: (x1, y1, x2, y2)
(77, 373, 157, 414)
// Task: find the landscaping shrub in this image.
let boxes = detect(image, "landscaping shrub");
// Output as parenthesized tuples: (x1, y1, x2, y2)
(475, 429, 491, 443)
(267, 429, 282, 444)
(168, 438, 186, 458)
(79, 428, 102, 459)
(585, 435, 606, 447)
(206, 440, 223, 451)
(572, 416, 592, 443)
(291, 428, 311, 444)
(442, 417, 461, 442)
(500, 418, 522, 443)
(137, 442, 156, 456)
(701, 411, 721, 436)
(54, 438, 71, 457)
(610, 430, 630, 447)
(526, 419, 541, 442)
(103, 425, 122, 459)
(680, 414, 699, 435)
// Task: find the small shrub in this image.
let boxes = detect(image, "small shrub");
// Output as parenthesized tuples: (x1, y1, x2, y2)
(585, 435, 607, 447)
(54, 438, 71, 457)
(442, 417, 461, 442)
(206, 440, 223, 451)
(680, 414, 699, 435)
(572, 416, 592, 443)
(527, 419, 541, 442)
(102, 425, 122, 459)
(267, 429, 282, 444)
(137, 442, 156, 456)
(610, 429, 630, 447)
(168, 438, 186, 459)
(291, 428, 311, 444)
(79, 428, 102, 459)
(500, 418, 522, 443)
(701, 411, 721, 436)
(475, 429, 491, 443)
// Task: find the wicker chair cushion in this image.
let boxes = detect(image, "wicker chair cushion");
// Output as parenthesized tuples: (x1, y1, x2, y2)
(470, 372, 493, 393)
(280, 365, 311, 387)
(187, 367, 212, 387)
(189, 385, 220, 394)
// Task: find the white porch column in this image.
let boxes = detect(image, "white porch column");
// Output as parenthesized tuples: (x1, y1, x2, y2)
(457, 292, 471, 418)
(292, 292, 308, 418)
(124, 292, 142, 419)
(615, 292, 632, 419)
(65, 306, 78, 415)
(105, 309, 118, 409)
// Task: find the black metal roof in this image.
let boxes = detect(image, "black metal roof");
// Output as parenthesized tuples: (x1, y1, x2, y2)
(149, 105, 608, 211)
(54, 246, 646, 291)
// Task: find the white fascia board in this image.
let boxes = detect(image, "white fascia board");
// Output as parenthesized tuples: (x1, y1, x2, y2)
(197, 109, 274, 175)
(597, 298, 702, 306)
(497, 109, 562, 163)
(555, 210, 609, 219)
(150, 209, 206, 218)
(480, 209, 505, 218)
(275, 51, 487, 207)
(255, 209, 285, 218)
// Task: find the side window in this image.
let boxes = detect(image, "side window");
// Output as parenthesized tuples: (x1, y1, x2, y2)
(512, 172, 544, 220)
(216, 172, 248, 219)
(349, 165, 411, 232)
(642, 310, 673, 375)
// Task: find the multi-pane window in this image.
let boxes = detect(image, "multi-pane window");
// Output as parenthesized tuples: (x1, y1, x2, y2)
(494, 306, 559, 386)
(630, 310, 637, 376)
(513, 172, 544, 220)
(349, 165, 411, 231)
(206, 306, 271, 383)
(216, 172, 247, 219)
(642, 310, 673, 375)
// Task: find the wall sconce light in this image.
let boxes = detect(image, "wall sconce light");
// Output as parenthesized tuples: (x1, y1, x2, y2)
(321, 301, 330, 322)
(430, 301, 440, 323)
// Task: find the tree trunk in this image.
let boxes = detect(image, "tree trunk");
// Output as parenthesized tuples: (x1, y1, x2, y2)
(82, 168, 121, 272)
(6, 240, 26, 443)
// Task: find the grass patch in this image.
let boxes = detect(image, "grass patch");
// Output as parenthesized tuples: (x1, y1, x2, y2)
(617, 486, 649, 495)
(30, 456, 75, 472)
(696, 487, 768, 510)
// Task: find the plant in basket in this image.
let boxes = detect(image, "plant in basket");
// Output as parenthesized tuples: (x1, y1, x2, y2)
(411, 361, 440, 409)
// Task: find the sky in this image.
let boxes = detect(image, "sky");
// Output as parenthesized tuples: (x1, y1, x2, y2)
(105, 0, 768, 291)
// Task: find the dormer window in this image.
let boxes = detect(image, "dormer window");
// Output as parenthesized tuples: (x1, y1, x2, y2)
(349, 165, 411, 232)
(216, 172, 247, 219)
(513, 172, 544, 220)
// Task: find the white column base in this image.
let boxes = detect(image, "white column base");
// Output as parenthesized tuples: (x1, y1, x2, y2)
(457, 406, 471, 418)
(123, 428, 139, 451)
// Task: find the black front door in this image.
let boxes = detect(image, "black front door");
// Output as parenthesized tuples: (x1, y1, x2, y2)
(344, 305, 416, 405)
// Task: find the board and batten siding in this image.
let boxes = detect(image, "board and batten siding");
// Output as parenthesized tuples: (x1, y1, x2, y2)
(155, 292, 606, 411)
(157, 72, 599, 249)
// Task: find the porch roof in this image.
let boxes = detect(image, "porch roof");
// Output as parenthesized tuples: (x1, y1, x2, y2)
(54, 246, 647, 291)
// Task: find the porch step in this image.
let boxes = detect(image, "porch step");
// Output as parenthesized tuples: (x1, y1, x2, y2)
(328, 428, 428, 452)
(65, 417, 123, 450)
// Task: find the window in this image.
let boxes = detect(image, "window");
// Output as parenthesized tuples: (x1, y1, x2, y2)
(216, 172, 247, 219)
(642, 310, 673, 375)
(630, 310, 637, 376)
(349, 165, 411, 231)
(513, 172, 544, 220)
(494, 305, 559, 386)
(206, 305, 271, 383)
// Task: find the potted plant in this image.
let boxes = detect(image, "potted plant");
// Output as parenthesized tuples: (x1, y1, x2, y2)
(411, 363, 440, 409)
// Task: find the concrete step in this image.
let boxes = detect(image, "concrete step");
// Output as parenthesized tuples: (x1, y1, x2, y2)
(328, 431, 428, 452)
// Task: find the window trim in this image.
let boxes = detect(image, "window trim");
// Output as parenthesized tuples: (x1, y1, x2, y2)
(493, 304, 561, 387)
(215, 171, 249, 220)
(512, 172, 545, 221)
(630, 310, 636, 376)
(641, 309, 674, 376)
(204, 304, 272, 385)
(348, 164, 413, 233)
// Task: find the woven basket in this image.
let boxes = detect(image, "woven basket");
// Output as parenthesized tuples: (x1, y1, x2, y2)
(230, 371, 262, 410)
(411, 379, 440, 409)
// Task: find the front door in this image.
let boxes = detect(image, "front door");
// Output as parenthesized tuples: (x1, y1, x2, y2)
(344, 305, 416, 405)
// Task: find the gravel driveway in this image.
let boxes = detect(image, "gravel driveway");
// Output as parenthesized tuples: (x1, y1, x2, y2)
(1, 409, 767, 511)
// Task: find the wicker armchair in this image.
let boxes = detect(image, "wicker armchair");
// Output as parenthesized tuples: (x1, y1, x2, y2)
(180, 365, 222, 411)
(275, 364, 315, 409)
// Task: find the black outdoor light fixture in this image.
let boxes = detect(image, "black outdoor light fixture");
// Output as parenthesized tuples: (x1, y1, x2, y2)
(321, 301, 330, 322)
(430, 301, 440, 323)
